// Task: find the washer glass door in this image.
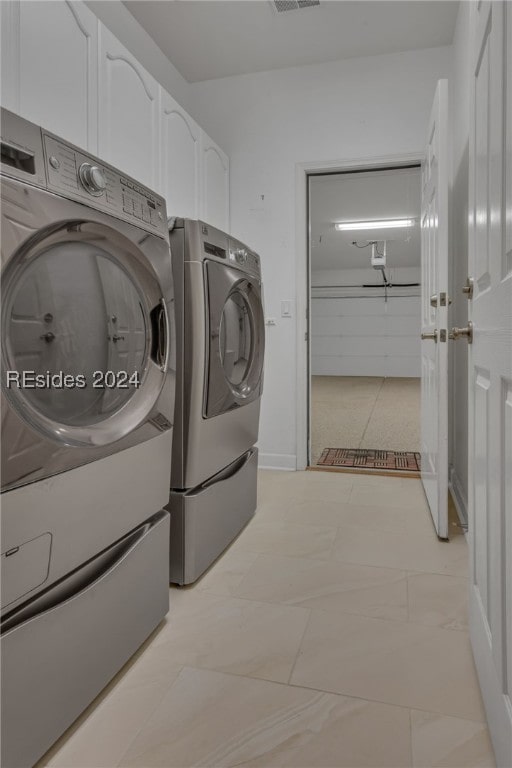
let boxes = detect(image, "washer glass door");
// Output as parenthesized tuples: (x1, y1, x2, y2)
(205, 260, 264, 418)
(2, 222, 168, 448)
(219, 291, 252, 390)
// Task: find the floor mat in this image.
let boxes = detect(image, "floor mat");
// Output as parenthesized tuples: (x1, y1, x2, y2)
(317, 448, 421, 472)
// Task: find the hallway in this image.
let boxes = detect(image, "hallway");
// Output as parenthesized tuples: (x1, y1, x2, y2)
(311, 376, 421, 465)
(39, 470, 495, 768)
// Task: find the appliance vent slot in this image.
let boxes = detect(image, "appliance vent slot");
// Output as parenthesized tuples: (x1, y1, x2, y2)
(272, 0, 319, 12)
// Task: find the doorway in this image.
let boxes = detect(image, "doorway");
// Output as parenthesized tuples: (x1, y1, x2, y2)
(308, 165, 422, 472)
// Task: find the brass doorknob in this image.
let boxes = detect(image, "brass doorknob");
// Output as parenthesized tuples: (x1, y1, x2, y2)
(421, 330, 438, 342)
(449, 321, 473, 343)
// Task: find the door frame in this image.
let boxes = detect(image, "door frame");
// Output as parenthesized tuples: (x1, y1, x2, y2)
(295, 151, 424, 470)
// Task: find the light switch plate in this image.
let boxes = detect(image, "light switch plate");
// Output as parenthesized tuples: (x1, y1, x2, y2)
(281, 300, 292, 317)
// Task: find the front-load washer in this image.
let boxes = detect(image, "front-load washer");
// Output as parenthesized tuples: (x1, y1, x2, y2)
(168, 219, 265, 584)
(1, 109, 175, 768)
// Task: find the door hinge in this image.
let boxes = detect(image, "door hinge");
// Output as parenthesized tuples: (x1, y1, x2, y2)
(462, 277, 474, 299)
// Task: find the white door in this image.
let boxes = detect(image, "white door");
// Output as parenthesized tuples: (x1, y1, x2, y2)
(467, 2, 512, 764)
(202, 133, 230, 231)
(98, 24, 159, 191)
(420, 79, 449, 539)
(160, 89, 202, 219)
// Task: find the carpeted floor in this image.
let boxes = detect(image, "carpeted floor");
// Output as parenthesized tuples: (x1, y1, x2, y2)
(311, 376, 421, 465)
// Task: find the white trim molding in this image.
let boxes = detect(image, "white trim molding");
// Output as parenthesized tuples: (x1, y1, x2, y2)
(258, 453, 297, 471)
(449, 465, 468, 528)
(295, 151, 424, 470)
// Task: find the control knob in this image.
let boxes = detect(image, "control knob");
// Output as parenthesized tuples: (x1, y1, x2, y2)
(78, 163, 107, 196)
(234, 248, 247, 265)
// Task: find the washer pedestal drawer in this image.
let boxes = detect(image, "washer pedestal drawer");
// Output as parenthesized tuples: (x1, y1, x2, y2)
(168, 448, 257, 586)
(1, 510, 170, 768)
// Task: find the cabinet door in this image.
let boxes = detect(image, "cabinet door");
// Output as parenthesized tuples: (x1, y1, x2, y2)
(202, 133, 230, 232)
(160, 89, 202, 220)
(1, 1, 20, 114)
(98, 24, 159, 192)
(2, 1, 98, 152)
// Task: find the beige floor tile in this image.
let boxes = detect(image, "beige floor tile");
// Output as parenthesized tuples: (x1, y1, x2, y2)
(281, 479, 353, 504)
(347, 472, 410, 488)
(119, 667, 412, 768)
(254, 500, 291, 524)
(195, 549, 260, 596)
(411, 709, 496, 767)
(41, 642, 182, 768)
(256, 472, 296, 503)
(286, 498, 409, 533)
(407, 573, 469, 631)
(152, 590, 309, 683)
(289, 469, 355, 488)
(291, 611, 486, 721)
(233, 519, 337, 560)
(332, 524, 468, 576)
(233, 554, 408, 621)
(350, 482, 429, 510)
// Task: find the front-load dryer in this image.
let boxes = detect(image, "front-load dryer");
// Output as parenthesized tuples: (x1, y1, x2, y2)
(168, 219, 265, 585)
(0, 109, 175, 768)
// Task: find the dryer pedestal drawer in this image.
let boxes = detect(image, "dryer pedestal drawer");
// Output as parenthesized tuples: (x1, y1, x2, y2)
(1, 510, 170, 768)
(169, 448, 257, 585)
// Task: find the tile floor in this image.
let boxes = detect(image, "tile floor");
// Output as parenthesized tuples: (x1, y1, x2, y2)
(38, 470, 496, 768)
(311, 376, 421, 464)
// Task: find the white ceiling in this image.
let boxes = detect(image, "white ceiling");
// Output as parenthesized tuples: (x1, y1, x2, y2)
(124, 0, 459, 83)
(310, 167, 421, 271)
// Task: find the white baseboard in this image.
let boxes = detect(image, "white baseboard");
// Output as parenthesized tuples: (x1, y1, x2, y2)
(258, 453, 296, 471)
(449, 466, 468, 527)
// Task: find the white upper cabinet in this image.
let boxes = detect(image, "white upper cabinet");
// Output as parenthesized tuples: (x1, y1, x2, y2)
(1, 1, 20, 114)
(1, 4, 230, 225)
(202, 134, 230, 232)
(2, 0, 98, 152)
(98, 24, 159, 192)
(160, 89, 202, 220)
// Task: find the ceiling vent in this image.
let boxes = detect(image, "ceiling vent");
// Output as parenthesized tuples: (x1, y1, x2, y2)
(271, 0, 320, 13)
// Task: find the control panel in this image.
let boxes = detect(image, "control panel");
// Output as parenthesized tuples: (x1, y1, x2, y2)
(195, 220, 261, 278)
(229, 243, 260, 276)
(42, 134, 168, 239)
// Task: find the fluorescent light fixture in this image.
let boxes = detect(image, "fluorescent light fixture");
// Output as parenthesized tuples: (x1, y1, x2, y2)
(335, 218, 415, 231)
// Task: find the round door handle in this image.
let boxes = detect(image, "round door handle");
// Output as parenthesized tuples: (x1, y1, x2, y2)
(449, 321, 473, 343)
(421, 330, 438, 342)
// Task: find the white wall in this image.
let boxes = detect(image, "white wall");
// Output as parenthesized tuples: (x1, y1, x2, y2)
(449, 1, 471, 520)
(189, 47, 452, 468)
(311, 267, 421, 378)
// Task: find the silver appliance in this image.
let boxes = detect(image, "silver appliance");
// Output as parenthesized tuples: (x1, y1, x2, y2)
(168, 219, 264, 585)
(1, 109, 175, 768)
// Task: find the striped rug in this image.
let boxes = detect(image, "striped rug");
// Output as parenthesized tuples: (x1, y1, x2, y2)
(317, 448, 421, 472)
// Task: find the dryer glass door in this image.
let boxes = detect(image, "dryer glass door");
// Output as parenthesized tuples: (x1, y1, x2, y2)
(205, 261, 264, 418)
(2, 222, 168, 449)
